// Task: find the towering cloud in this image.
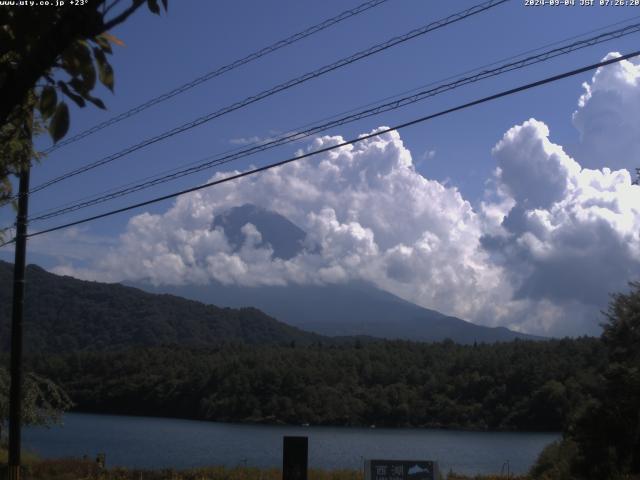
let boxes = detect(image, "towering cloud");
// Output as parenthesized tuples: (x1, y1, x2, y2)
(50, 54, 640, 337)
(482, 118, 640, 335)
(60, 128, 506, 325)
(572, 52, 640, 171)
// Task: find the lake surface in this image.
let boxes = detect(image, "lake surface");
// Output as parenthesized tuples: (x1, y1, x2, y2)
(24, 413, 558, 476)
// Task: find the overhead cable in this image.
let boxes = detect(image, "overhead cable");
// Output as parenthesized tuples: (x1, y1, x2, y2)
(42, 0, 392, 154)
(27, 22, 640, 223)
(27, 0, 509, 196)
(0, 49, 633, 247)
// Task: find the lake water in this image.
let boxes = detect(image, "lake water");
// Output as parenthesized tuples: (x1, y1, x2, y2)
(23, 413, 558, 476)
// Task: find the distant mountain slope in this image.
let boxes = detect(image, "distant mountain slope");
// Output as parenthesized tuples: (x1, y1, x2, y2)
(144, 281, 540, 344)
(0, 261, 326, 352)
(212, 203, 311, 260)
(138, 203, 540, 344)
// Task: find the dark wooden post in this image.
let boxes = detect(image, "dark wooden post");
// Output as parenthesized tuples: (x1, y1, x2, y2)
(282, 436, 308, 480)
(7, 102, 32, 480)
(7, 166, 30, 480)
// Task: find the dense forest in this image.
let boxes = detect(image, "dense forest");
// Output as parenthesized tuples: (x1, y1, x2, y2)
(3, 260, 638, 477)
(24, 337, 605, 432)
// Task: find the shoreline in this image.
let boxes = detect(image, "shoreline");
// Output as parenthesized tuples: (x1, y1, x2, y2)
(22, 412, 556, 476)
(62, 410, 562, 436)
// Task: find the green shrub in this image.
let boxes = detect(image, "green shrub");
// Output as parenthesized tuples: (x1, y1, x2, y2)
(529, 438, 577, 480)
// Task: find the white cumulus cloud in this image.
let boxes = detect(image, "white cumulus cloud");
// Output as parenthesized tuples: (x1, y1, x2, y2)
(59, 128, 511, 329)
(50, 54, 640, 337)
(482, 118, 640, 335)
(572, 52, 640, 171)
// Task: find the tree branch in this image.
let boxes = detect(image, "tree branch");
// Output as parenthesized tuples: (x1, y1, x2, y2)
(103, 0, 145, 31)
(0, 0, 150, 127)
(104, 0, 126, 16)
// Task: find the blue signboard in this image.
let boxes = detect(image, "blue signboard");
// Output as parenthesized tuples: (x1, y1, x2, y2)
(365, 460, 441, 480)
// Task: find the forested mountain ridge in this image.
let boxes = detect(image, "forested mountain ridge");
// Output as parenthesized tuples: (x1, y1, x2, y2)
(0, 261, 327, 352)
(0, 260, 614, 437)
(1, 260, 538, 352)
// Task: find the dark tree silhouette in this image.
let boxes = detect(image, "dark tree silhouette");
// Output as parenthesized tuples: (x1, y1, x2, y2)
(0, 0, 168, 221)
(565, 282, 640, 479)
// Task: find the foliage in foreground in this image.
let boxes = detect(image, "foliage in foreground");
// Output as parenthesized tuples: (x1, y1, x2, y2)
(0, 1, 168, 243)
(529, 282, 640, 479)
(528, 439, 576, 480)
(0, 366, 73, 442)
(567, 282, 640, 478)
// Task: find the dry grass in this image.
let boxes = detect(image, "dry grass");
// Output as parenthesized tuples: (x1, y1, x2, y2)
(9, 463, 365, 480)
(446, 475, 528, 480)
(1, 451, 526, 480)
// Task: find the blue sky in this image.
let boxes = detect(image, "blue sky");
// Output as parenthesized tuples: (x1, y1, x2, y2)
(3, 0, 640, 336)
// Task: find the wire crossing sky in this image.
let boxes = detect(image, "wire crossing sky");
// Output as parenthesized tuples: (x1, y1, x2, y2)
(42, 0, 392, 154)
(24, 12, 640, 222)
(25, 21, 640, 224)
(27, 0, 509, 196)
(2, 49, 633, 246)
(3, 1, 640, 337)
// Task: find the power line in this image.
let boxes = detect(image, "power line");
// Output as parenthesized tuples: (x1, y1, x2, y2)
(0, 49, 635, 248)
(42, 0, 392, 154)
(26, 13, 640, 222)
(26, 21, 640, 223)
(27, 0, 509, 196)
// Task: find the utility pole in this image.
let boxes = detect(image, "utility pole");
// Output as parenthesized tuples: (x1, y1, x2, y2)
(7, 109, 32, 480)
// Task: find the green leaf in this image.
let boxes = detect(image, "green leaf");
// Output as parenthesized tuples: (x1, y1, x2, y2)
(92, 47, 106, 69)
(80, 59, 97, 92)
(93, 48, 114, 91)
(73, 40, 92, 65)
(69, 77, 88, 95)
(48, 102, 70, 143)
(58, 81, 86, 108)
(61, 49, 82, 77)
(61, 41, 92, 78)
(74, 43, 95, 92)
(38, 86, 57, 119)
(86, 95, 106, 110)
(147, 0, 160, 14)
(94, 34, 113, 54)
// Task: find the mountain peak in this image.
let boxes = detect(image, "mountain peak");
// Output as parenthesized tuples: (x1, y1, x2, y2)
(211, 204, 309, 260)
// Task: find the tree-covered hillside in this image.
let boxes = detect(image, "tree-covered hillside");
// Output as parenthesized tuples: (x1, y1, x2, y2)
(27, 337, 605, 432)
(0, 260, 609, 435)
(0, 261, 325, 352)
